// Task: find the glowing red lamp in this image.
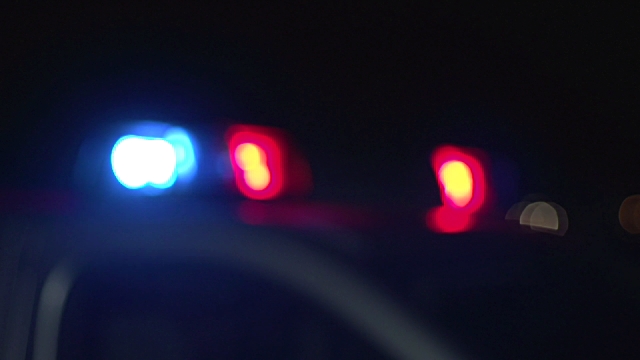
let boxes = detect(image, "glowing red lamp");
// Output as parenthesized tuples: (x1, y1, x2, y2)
(427, 145, 488, 233)
(226, 125, 312, 200)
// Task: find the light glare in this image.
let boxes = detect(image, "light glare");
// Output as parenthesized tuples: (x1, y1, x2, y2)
(245, 166, 271, 190)
(236, 143, 264, 170)
(164, 128, 197, 180)
(111, 136, 177, 189)
(426, 145, 488, 233)
(427, 206, 473, 233)
(520, 202, 559, 231)
(235, 143, 272, 191)
(509, 199, 568, 235)
(438, 160, 473, 207)
(619, 195, 640, 234)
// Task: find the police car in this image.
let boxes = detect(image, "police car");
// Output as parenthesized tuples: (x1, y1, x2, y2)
(2, 4, 640, 360)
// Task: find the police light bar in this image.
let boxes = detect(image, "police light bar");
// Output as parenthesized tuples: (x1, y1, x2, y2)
(225, 124, 312, 200)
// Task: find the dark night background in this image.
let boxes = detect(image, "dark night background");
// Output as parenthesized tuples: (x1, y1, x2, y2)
(3, 4, 640, 359)
(2, 3, 640, 209)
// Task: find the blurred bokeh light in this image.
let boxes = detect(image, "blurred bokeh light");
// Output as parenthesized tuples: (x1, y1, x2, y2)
(619, 195, 640, 234)
(226, 124, 313, 200)
(111, 136, 177, 189)
(234, 143, 271, 191)
(426, 206, 474, 233)
(507, 199, 568, 236)
(520, 202, 558, 230)
(438, 160, 473, 207)
(427, 144, 489, 234)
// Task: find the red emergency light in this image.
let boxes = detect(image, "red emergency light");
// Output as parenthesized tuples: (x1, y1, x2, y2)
(427, 145, 489, 233)
(226, 125, 312, 201)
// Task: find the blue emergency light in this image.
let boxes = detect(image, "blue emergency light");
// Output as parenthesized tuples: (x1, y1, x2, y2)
(110, 125, 197, 191)
(111, 136, 178, 189)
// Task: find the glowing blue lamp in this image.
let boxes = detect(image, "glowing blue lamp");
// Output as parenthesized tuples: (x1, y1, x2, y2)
(110, 125, 196, 190)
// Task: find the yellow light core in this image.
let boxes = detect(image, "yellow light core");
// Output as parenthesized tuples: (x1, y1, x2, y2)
(235, 143, 271, 191)
(438, 160, 473, 207)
